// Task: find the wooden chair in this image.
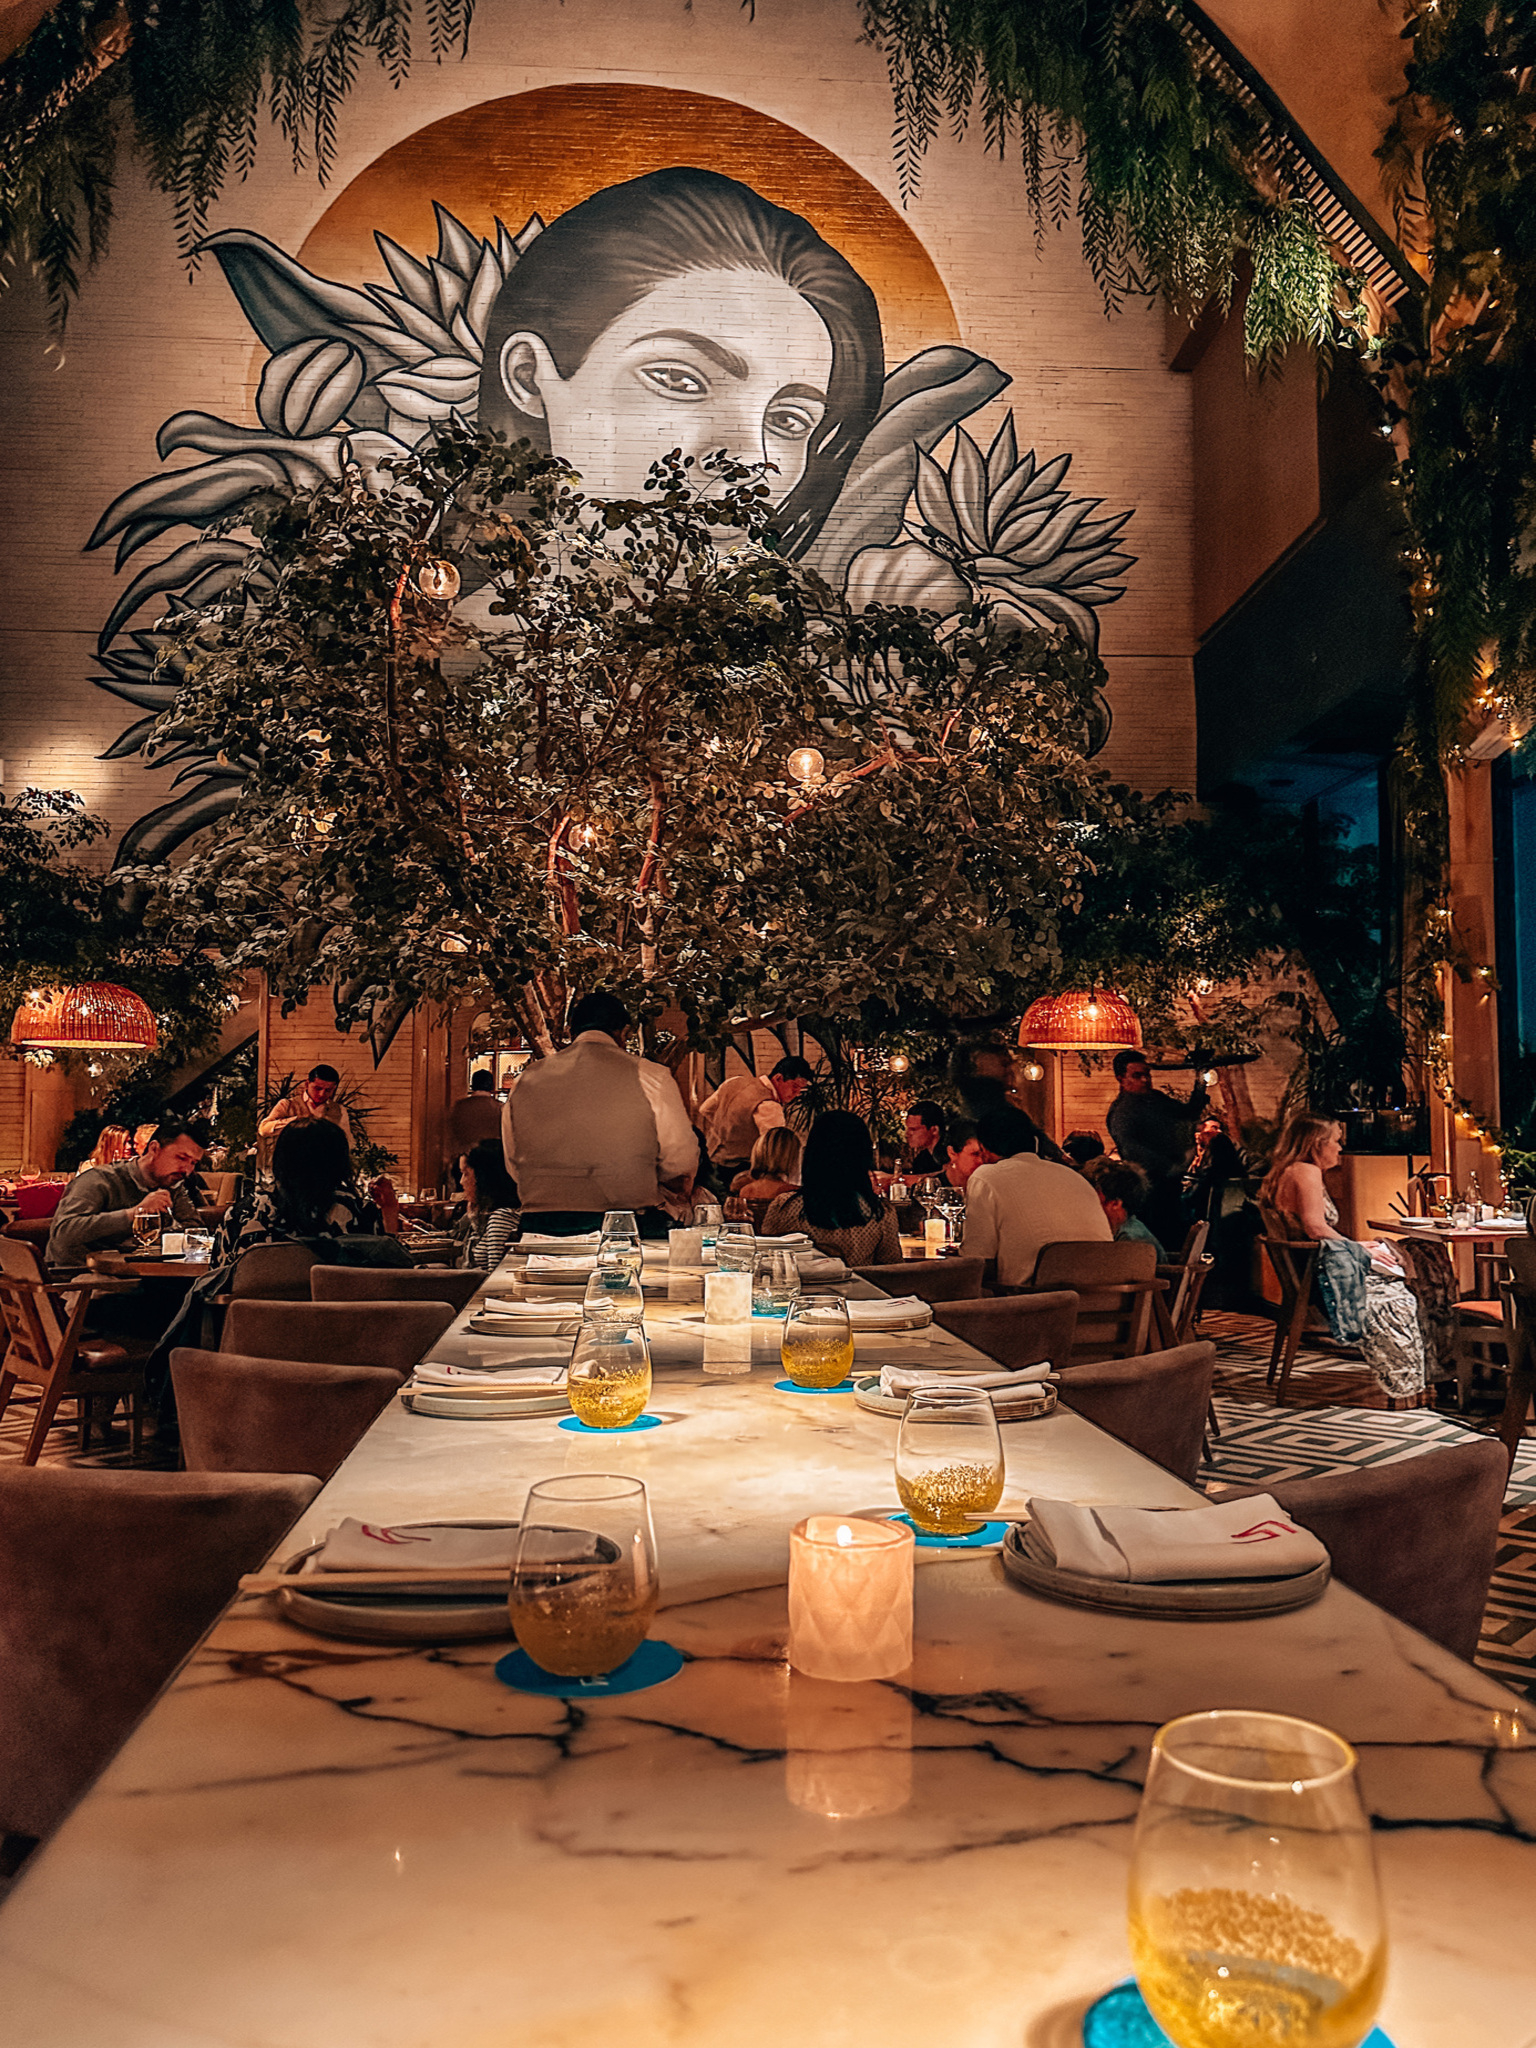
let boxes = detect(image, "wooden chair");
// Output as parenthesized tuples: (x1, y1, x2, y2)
(1056, 1341, 1217, 1486)
(852, 1258, 985, 1305)
(1027, 1240, 1162, 1361)
(173, 1348, 400, 1479)
(1156, 1219, 1212, 1346)
(931, 1291, 1079, 1372)
(1211, 1435, 1507, 1662)
(0, 1466, 319, 1847)
(0, 1238, 147, 1465)
(1257, 1204, 1323, 1403)
(220, 1298, 458, 1376)
(311, 1264, 483, 1312)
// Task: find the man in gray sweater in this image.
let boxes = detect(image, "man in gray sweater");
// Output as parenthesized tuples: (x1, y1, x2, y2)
(47, 1118, 209, 1270)
(503, 993, 698, 1237)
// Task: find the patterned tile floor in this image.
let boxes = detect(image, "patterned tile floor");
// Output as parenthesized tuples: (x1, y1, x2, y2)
(6, 1312, 1536, 1700)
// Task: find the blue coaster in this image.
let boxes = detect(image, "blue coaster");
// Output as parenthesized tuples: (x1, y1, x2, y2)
(774, 1378, 856, 1394)
(557, 1413, 664, 1433)
(494, 1639, 685, 1698)
(888, 1512, 1011, 1548)
(1083, 1982, 1394, 2047)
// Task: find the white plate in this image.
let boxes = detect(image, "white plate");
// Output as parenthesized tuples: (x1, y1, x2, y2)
(853, 1375, 1057, 1422)
(999, 1524, 1331, 1617)
(274, 1523, 515, 1642)
(403, 1384, 571, 1419)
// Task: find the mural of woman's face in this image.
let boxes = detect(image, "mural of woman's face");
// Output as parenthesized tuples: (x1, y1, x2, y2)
(498, 267, 833, 501)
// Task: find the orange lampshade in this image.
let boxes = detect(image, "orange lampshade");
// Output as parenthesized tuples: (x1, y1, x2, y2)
(1019, 989, 1142, 1053)
(10, 983, 158, 1053)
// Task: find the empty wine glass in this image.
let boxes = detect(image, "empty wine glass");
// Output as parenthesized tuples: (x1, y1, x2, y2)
(693, 1201, 723, 1255)
(781, 1295, 854, 1388)
(716, 1224, 757, 1274)
(752, 1247, 801, 1317)
(894, 1387, 1003, 1533)
(510, 1474, 659, 1678)
(582, 1258, 645, 1326)
(1129, 1710, 1386, 2048)
(601, 1209, 641, 1250)
(566, 1320, 652, 1428)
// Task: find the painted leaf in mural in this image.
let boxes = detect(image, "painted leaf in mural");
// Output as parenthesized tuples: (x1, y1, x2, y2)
(85, 168, 1136, 855)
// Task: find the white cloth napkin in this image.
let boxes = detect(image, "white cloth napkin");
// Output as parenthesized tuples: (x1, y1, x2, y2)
(879, 1363, 1051, 1396)
(845, 1295, 932, 1328)
(314, 1519, 521, 1572)
(797, 1254, 846, 1279)
(411, 1361, 566, 1388)
(721, 1231, 810, 1250)
(518, 1231, 602, 1252)
(524, 1252, 599, 1280)
(1022, 1494, 1328, 1583)
(473, 1312, 581, 1337)
(482, 1295, 581, 1319)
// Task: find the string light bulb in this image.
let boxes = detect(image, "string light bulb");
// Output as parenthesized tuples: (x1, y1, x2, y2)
(888, 1052, 910, 1075)
(1021, 1059, 1045, 1083)
(787, 746, 825, 785)
(416, 559, 461, 601)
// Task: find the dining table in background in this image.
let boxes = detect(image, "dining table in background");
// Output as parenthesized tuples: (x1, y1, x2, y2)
(0, 1253, 1532, 2045)
(1367, 1214, 1530, 1295)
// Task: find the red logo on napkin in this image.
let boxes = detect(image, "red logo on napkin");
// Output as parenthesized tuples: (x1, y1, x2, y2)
(1230, 1519, 1301, 1543)
(360, 1524, 431, 1545)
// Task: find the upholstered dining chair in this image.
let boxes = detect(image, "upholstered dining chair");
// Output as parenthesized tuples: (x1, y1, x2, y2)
(1055, 1341, 1217, 1485)
(0, 1236, 147, 1464)
(220, 1298, 457, 1376)
(851, 1258, 986, 1305)
(226, 1241, 322, 1302)
(931, 1291, 1080, 1373)
(0, 1466, 319, 1848)
(311, 1264, 483, 1312)
(1027, 1240, 1162, 1361)
(173, 1348, 400, 1479)
(1211, 1434, 1507, 1663)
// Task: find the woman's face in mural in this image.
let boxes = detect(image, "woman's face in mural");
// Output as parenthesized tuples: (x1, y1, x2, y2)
(497, 267, 833, 500)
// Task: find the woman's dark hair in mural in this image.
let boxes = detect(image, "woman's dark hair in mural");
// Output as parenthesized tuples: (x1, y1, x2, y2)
(477, 165, 884, 558)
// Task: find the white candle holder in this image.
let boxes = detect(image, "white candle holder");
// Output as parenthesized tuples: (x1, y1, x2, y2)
(788, 1514, 914, 1682)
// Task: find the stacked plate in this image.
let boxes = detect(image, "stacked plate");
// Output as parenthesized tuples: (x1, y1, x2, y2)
(402, 1356, 571, 1420)
(273, 1519, 518, 1641)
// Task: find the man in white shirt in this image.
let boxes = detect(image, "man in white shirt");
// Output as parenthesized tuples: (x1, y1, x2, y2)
(961, 1106, 1110, 1290)
(502, 992, 698, 1236)
(697, 1056, 813, 1174)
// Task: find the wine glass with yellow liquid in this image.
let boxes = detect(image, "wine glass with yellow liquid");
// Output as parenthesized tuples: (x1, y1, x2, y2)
(566, 1322, 652, 1429)
(510, 1474, 659, 1679)
(894, 1387, 1004, 1533)
(1129, 1710, 1386, 2048)
(781, 1295, 854, 1387)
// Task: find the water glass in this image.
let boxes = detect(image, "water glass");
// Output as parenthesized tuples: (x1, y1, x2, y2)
(752, 1247, 801, 1317)
(693, 1201, 723, 1254)
(781, 1295, 854, 1388)
(510, 1474, 659, 1678)
(601, 1208, 641, 1245)
(715, 1227, 757, 1274)
(582, 1258, 645, 1326)
(1129, 1709, 1386, 2048)
(184, 1229, 214, 1261)
(566, 1321, 652, 1428)
(894, 1387, 1003, 1533)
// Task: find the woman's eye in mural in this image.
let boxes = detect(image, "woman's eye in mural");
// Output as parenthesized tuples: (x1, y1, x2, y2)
(763, 392, 825, 443)
(635, 360, 710, 401)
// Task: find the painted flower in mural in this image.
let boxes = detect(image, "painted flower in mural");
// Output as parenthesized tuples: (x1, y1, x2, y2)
(86, 169, 1135, 860)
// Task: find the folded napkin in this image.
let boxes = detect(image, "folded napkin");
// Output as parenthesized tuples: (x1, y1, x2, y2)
(845, 1296, 932, 1328)
(472, 1310, 581, 1337)
(518, 1231, 602, 1252)
(879, 1363, 1051, 1397)
(1021, 1494, 1328, 1584)
(720, 1231, 810, 1250)
(314, 1519, 521, 1573)
(412, 1361, 566, 1388)
(798, 1254, 847, 1279)
(524, 1252, 598, 1279)
(482, 1295, 581, 1318)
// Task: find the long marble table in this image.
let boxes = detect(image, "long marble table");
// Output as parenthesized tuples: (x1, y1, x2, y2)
(1, 1260, 1534, 2046)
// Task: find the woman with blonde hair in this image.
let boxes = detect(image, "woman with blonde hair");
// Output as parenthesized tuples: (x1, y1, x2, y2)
(1261, 1111, 1426, 1404)
(78, 1124, 132, 1172)
(728, 1126, 803, 1227)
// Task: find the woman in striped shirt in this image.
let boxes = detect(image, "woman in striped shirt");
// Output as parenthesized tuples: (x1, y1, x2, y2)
(457, 1139, 521, 1273)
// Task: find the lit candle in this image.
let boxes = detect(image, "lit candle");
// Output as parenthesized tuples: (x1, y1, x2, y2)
(668, 1228, 704, 1301)
(788, 1515, 914, 1682)
(705, 1269, 752, 1324)
(923, 1217, 948, 1254)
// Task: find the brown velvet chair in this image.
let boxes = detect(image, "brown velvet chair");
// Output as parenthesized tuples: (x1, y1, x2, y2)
(221, 1298, 456, 1375)
(173, 1347, 400, 1479)
(1211, 1434, 1507, 1664)
(852, 1258, 986, 1305)
(226, 1241, 322, 1302)
(932, 1291, 1080, 1372)
(0, 1466, 319, 1844)
(1028, 1240, 1161, 1360)
(311, 1264, 482, 1312)
(1056, 1341, 1217, 1485)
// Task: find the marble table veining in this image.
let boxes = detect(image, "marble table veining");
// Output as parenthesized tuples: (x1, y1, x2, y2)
(1, 1266, 1534, 2047)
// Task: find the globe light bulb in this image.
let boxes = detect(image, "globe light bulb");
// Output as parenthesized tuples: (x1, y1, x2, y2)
(416, 558, 461, 601)
(788, 746, 825, 785)
(888, 1053, 910, 1074)
(1021, 1060, 1045, 1083)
